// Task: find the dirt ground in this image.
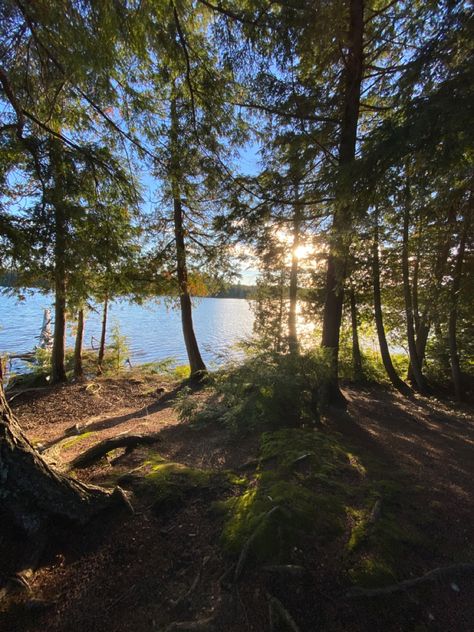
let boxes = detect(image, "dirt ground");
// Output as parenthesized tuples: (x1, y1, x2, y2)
(1, 377, 473, 632)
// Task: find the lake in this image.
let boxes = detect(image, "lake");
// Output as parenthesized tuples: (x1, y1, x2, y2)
(0, 291, 255, 373)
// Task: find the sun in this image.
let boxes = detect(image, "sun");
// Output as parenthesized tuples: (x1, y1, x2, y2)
(293, 243, 312, 260)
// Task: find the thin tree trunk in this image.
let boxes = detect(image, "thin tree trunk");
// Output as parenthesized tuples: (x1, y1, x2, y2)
(321, 0, 364, 403)
(449, 216, 469, 401)
(288, 209, 301, 354)
(170, 96, 206, 380)
(408, 207, 456, 381)
(173, 193, 207, 378)
(402, 182, 427, 392)
(276, 270, 285, 353)
(97, 294, 108, 374)
(74, 308, 85, 380)
(412, 213, 422, 334)
(372, 211, 408, 392)
(50, 139, 67, 385)
(349, 287, 364, 381)
(407, 313, 430, 383)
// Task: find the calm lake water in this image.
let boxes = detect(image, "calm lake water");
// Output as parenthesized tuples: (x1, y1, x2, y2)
(0, 291, 254, 373)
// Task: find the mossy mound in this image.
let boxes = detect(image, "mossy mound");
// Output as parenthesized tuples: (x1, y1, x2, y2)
(118, 453, 231, 513)
(346, 479, 435, 587)
(217, 428, 435, 586)
(217, 429, 351, 564)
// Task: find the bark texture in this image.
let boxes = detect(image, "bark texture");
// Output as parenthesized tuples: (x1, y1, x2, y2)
(288, 208, 301, 354)
(50, 139, 67, 384)
(449, 215, 469, 401)
(0, 387, 120, 533)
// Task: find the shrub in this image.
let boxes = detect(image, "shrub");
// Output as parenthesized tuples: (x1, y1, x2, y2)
(180, 349, 333, 432)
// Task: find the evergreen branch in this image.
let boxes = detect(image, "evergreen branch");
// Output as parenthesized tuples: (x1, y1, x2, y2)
(172, 3, 199, 138)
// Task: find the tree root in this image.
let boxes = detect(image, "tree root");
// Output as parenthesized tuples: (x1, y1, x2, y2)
(163, 618, 216, 631)
(267, 592, 302, 632)
(233, 506, 281, 583)
(346, 563, 474, 598)
(170, 556, 210, 610)
(69, 433, 162, 469)
(263, 565, 307, 577)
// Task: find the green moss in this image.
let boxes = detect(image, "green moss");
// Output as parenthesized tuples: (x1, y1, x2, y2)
(219, 427, 436, 585)
(145, 461, 213, 487)
(345, 479, 435, 587)
(62, 431, 95, 449)
(126, 453, 221, 511)
(348, 555, 397, 587)
(219, 429, 349, 565)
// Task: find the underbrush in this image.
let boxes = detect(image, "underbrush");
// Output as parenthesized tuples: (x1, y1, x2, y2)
(338, 342, 409, 384)
(174, 349, 333, 432)
(6, 345, 190, 390)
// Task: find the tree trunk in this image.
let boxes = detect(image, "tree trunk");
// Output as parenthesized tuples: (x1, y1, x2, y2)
(407, 313, 430, 383)
(97, 294, 108, 374)
(321, 0, 364, 403)
(0, 385, 119, 535)
(402, 183, 427, 392)
(407, 207, 456, 382)
(372, 211, 407, 392)
(288, 208, 301, 354)
(449, 216, 468, 401)
(74, 308, 85, 380)
(411, 212, 422, 334)
(349, 287, 364, 381)
(173, 192, 207, 379)
(170, 96, 206, 380)
(51, 207, 67, 384)
(50, 139, 67, 385)
(276, 270, 285, 353)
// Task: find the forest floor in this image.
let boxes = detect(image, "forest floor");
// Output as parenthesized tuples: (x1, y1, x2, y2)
(1, 375, 474, 632)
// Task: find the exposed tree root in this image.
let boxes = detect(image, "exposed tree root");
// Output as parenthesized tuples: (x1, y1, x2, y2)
(267, 592, 302, 632)
(163, 618, 216, 631)
(170, 556, 210, 610)
(346, 563, 474, 598)
(69, 433, 162, 469)
(263, 565, 307, 577)
(233, 506, 281, 583)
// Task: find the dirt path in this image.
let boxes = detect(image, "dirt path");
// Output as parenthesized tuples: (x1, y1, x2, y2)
(1, 380, 473, 632)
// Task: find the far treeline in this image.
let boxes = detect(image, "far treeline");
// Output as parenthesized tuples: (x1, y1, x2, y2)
(0, 0, 472, 401)
(0, 272, 255, 299)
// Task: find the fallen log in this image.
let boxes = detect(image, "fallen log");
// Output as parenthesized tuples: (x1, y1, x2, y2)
(69, 433, 162, 469)
(346, 563, 474, 598)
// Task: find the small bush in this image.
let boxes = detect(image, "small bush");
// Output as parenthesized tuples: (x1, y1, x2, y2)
(181, 349, 333, 432)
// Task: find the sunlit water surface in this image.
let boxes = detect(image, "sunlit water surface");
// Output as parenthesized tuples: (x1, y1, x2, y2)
(0, 291, 255, 373)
